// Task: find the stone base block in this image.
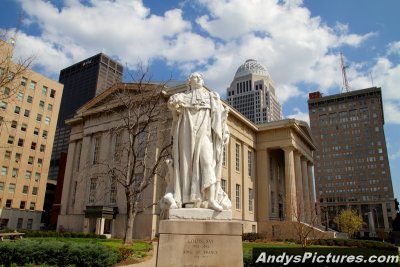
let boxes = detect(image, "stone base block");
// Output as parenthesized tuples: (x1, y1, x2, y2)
(156, 220, 243, 267)
(169, 208, 232, 220)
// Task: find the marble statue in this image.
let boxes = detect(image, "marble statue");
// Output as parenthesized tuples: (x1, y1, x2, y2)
(161, 73, 231, 213)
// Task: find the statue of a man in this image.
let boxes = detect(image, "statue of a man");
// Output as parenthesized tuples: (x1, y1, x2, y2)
(161, 73, 231, 212)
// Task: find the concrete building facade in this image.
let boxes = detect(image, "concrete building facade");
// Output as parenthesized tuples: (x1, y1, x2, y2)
(57, 82, 330, 240)
(227, 59, 283, 124)
(0, 40, 63, 230)
(308, 87, 396, 237)
(45, 53, 123, 228)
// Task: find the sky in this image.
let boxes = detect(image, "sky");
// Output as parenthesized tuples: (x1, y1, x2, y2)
(1, 0, 399, 200)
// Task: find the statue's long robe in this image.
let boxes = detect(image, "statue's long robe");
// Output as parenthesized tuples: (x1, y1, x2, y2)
(168, 89, 229, 205)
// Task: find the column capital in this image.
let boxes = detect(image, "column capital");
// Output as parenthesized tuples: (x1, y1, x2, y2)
(282, 146, 294, 153)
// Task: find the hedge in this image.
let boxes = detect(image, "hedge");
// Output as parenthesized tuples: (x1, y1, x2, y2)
(0, 229, 106, 239)
(0, 239, 118, 267)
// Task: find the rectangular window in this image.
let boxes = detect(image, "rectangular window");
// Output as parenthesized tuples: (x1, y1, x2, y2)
(4, 150, 11, 160)
(92, 136, 101, 164)
(248, 150, 252, 176)
(34, 172, 40, 181)
(50, 89, 56, 98)
(136, 131, 147, 158)
(12, 168, 18, 178)
(0, 182, 4, 191)
(42, 130, 48, 139)
(27, 96, 33, 103)
(21, 77, 27, 86)
(22, 185, 28, 194)
(15, 153, 21, 162)
(29, 202, 35, 210)
(20, 201, 26, 209)
(39, 100, 45, 109)
(28, 156, 34, 164)
(31, 142, 37, 150)
(40, 144, 45, 152)
(45, 116, 50, 125)
(222, 145, 227, 167)
(235, 143, 240, 172)
(249, 188, 253, 212)
(30, 81, 36, 90)
(89, 178, 97, 204)
(34, 128, 39, 135)
(75, 142, 82, 171)
(17, 91, 23, 101)
(1, 166, 8, 176)
(47, 103, 53, 111)
(42, 86, 48, 95)
(8, 183, 15, 193)
(110, 177, 117, 204)
(6, 199, 12, 208)
(27, 219, 33, 230)
(271, 191, 276, 214)
(221, 179, 227, 193)
(16, 218, 23, 229)
(114, 132, 122, 161)
(14, 106, 20, 114)
(235, 184, 241, 210)
(11, 120, 17, 128)
(8, 136, 14, 145)
(25, 171, 32, 179)
(24, 109, 30, 117)
(32, 187, 38, 196)
(36, 114, 42, 122)
(0, 100, 7, 109)
(21, 123, 27, 132)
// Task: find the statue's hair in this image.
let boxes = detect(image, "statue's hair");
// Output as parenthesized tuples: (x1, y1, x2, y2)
(186, 72, 203, 90)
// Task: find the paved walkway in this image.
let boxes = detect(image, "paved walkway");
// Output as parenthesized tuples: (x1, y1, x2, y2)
(124, 242, 157, 267)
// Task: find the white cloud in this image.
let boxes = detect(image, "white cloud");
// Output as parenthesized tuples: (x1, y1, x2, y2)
(389, 149, 400, 160)
(286, 107, 310, 124)
(9, 0, 387, 110)
(387, 41, 400, 56)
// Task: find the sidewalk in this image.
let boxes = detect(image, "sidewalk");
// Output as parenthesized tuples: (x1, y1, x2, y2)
(124, 242, 157, 267)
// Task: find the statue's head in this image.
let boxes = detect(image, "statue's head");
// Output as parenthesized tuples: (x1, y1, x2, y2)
(187, 72, 204, 90)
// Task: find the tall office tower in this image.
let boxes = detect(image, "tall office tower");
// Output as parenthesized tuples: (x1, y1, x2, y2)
(0, 39, 63, 230)
(308, 87, 396, 237)
(45, 53, 123, 227)
(226, 59, 283, 124)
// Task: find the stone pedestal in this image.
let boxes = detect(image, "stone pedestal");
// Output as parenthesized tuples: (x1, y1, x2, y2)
(156, 220, 243, 267)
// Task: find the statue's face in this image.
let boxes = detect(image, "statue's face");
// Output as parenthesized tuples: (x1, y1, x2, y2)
(189, 73, 204, 88)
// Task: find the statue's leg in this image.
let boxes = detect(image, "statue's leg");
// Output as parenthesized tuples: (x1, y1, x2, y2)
(199, 135, 222, 212)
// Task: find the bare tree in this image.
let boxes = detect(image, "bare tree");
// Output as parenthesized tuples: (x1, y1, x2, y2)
(292, 199, 322, 248)
(0, 29, 35, 130)
(100, 66, 172, 244)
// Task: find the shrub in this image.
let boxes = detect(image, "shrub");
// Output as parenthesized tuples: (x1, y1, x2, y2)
(242, 232, 266, 242)
(0, 239, 118, 266)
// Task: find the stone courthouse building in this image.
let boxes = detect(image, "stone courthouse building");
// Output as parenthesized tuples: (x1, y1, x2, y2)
(57, 81, 327, 239)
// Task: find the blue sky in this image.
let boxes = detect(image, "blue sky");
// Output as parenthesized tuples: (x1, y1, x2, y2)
(1, 0, 399, 200)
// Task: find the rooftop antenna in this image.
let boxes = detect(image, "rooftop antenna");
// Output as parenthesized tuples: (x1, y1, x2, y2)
(369, 72, 374, 87)
(340, 52, 350, 93)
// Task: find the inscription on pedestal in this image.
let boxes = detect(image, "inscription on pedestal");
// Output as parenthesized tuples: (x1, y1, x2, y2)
(156, 220, 243, 267)
(183, 237, 218, 266)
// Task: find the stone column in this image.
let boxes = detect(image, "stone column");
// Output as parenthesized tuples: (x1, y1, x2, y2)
(294, 152, 304, 222)
(307, 163, 316, 220)
(301, 158, 311, 223)
(283, 147, 296, 221)
(256, 149, 269, 221)
(60, 141, 77, 215)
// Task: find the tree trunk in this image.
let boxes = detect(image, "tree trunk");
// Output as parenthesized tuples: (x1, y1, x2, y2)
(124, 201, 135, 244)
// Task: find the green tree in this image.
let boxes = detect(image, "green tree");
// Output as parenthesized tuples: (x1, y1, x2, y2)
(334, 209, 363, 238)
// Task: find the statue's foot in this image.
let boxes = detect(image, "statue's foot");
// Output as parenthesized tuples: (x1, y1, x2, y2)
(209, 200, 223, 212)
